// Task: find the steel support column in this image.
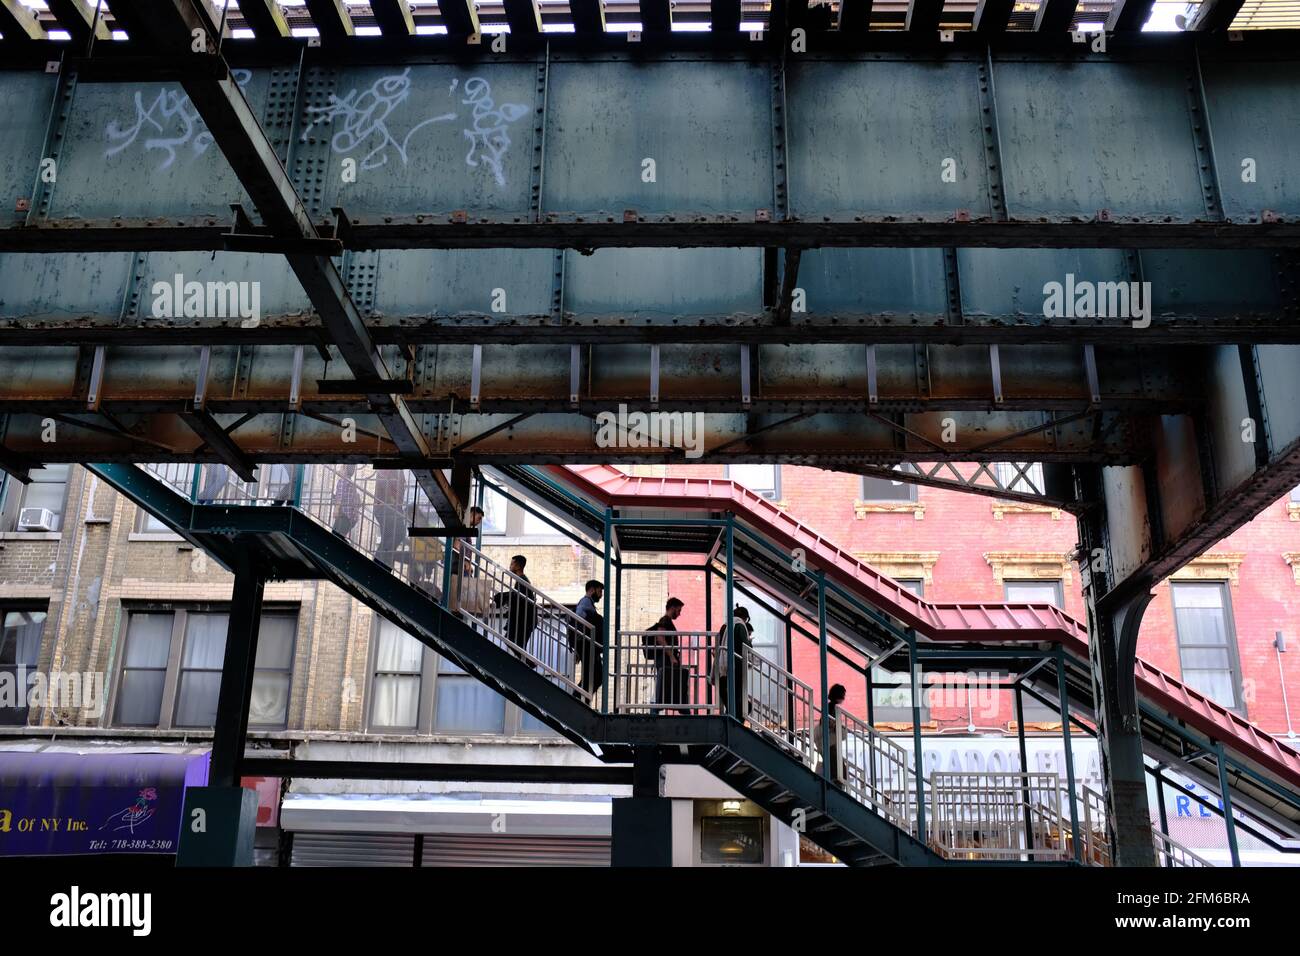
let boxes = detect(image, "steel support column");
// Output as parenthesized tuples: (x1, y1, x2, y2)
(209, 549, 265, 788)
(1077, 473, 1157, 865)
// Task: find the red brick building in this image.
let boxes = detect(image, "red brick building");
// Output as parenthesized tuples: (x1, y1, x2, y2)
(664, 464, 1300, 743)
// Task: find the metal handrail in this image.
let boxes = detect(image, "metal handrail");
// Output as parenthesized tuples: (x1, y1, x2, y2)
(835, 708, 915, 835)
(928, 772, 1070, 861)
(453, 540, 596, 704)
(1153, 828, 1213, 868)
(743, 647, 816, 767)
(610, 630, 721, 714)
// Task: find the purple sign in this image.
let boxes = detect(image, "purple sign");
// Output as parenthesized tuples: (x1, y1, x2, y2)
(0, 751, 209, 856)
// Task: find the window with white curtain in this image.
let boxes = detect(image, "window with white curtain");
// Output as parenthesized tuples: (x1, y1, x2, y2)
(370, 618, 424, 731)
(115, 613, 173, 727)
(1171, 582, 1243, 712)
(112, 607, 298, 729)
(0, 608, 46, 726)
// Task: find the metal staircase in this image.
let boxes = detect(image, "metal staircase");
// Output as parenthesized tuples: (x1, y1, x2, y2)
(88, 461, 944, 866)
(87, 460, 1291, 865)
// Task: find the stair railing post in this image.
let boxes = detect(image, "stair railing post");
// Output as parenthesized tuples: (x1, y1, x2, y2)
(603, 508, 613, 715)
(725, 515, 736, 720)
(705, 565, 713, 707)
(1215, 741, 1241, 867)
(1058, 647, 1082, 863)
(908, 631, 926, 843)
(291, 463, 306, 508)
(441, 534, 454, 612)
(817, 571, 829, 783)
(190, 462, 202, 502)
(1015, 683, 1035, 861)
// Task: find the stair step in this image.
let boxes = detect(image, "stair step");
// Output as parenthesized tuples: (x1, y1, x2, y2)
(770, 790, 794, 804)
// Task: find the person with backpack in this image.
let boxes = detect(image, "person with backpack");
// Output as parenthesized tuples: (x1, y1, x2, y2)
(710, 606, 753, 719)
(647, 597, 686, 713)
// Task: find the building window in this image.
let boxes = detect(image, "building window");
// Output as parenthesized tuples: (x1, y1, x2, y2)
(2, 465, 71, 532)
(860, 465, 918, 502)
(1003, 580, 1064, 606)
(896, 579, 924, 597)
(474, 485, 573, 541)
(1003, 581, 1066, 722)
(480, 487, 507, 536)
(726, 465, 780, 500)
(434, 655, 506, 734)
(367, 618, 546, 736)
(113, 607, 298, 730)
(251, 613, 296, 728)
(1171, 582, 1244, 713)
(174, 613, 229, 728)
(871, 668, 928, 724)
(995, 462, 1045, 496)
(0, 608, 46, 726)
(370, 618, 424, 731)
(115, 613, 174, 727)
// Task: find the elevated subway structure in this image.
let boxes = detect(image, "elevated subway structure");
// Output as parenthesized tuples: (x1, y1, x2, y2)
(0, 0, 1299, 866)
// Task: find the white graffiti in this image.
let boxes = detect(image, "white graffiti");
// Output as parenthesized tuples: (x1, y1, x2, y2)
(300, 68, 455, 171)
(300, 69, 527, 186)
(461, 77, 529, 188)
(104, 70, 252, 170)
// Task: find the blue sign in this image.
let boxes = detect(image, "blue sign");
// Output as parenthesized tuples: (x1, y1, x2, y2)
(0, 751, 209, 856)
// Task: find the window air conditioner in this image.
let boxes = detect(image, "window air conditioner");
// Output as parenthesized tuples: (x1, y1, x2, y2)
(17, 507, 57, 531)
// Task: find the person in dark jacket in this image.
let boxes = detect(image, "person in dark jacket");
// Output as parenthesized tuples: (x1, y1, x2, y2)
(374, 469, 409, 567)
(331, 464, 361, 540)
(648, 597, 687, 714)
(494, 555, 537, 653)
(712, 606, 753, 719)
(573, 579, 605, 696)
(197, 464, 230, 504)
(815, 683, 848, 786)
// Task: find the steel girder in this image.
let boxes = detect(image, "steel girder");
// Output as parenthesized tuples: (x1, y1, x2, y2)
(2, 40, 1300, 248)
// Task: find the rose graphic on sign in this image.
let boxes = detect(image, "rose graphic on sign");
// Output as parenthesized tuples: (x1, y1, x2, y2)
(100, 787, 158, 834)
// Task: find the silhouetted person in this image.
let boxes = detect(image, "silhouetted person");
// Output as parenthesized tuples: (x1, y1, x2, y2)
(494, 555, 537, 652)
(816, 683, 848, 786)
(712, 606, 753, 719)
(374, 469, 409, 566)
(647, 597, 687, 714)
(573, 579, 605, 697)
(331, 464, 361, 540)
(197, 464, 230, 504)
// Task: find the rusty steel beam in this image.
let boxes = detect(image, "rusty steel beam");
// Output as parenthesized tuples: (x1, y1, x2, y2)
(0, 409, 1150, 464)
(1, 314, 1297, 347)
(11, 219, 1300, 253)
(0, 342, 1199, 414)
